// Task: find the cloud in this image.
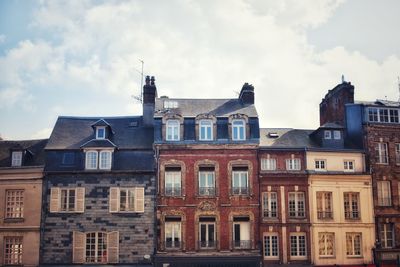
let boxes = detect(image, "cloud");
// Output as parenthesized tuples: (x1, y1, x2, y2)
(0, 34, 5, 43)
(31, 127, 53, 139)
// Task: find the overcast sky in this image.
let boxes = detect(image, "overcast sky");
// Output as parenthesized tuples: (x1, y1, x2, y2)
(1, 0, 400, 140)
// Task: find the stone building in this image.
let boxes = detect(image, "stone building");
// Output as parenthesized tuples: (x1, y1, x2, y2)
(153, 82, 261, 267)
(0, 139, 47, 266)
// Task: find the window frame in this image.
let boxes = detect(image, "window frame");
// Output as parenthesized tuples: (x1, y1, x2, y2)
(377, 180, 392, 206)
(324, 130, 331, 139)
(346, 232, 362, 257)
(376, 142, 389, 164)
(166, 120, 180, 141)
(99, 151, 112, 170)
(395, 143, 400, 165)
(199, 220, 216, 249)
(232, 119, 246, 141)
(263, 233, 279, 259)
(11, 151, 23, 167)
(316, 191, 333, 220)
(344, 160, 355, 172)
(232, 170, 249, 195)
(165, 220, 182, 249)
(85, 232, 108, 263)
(333, 130, 341, 140)
(96, 127, 106, 139)
(4, 236, 23, 265)
(286, 158, 301, 171)
(262, 192, 278, 219)
(314, 159, 327, 171)
(344, 192, 360, 220)
(199, 119, 213, 141)
(60, 188, 76, 212)
(288, 192, 305, 218)
(165, 170, 182, 197)
(290, 232, 307, 259)
(198, 170, 215, 196)
(261, 158, 277, 171)
(5, 189, 24, 219)
(318, 232, 335, 258)
(380, 223, 394, 248)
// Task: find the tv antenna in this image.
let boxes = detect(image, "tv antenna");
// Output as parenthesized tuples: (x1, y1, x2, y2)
(132, 59, 144, 103)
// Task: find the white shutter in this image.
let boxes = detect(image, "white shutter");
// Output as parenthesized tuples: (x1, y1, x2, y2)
(73, 231, 86, 263)
(107, 231, 119, 263)
(109, 187, 119, 212)
(75, 187, 85, 213)
(135, 187, 145, 213)
(50, 187, 60, 212)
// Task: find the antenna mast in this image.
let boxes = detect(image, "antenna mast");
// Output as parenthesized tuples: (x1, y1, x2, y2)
(132, 59, 144, 103)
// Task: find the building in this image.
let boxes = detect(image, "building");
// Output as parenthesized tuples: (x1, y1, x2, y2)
(40, 77, 156, 265)
(259, 128, 311, 265)
(153, 82, 261, 267)
(0, 139, 47, 266)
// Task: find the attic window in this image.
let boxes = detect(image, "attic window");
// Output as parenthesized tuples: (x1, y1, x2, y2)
(268, 132, 279, 138)
(11, 151, 22, 167)
(96, 127, 106, 139)
(164, 101, 178, 109)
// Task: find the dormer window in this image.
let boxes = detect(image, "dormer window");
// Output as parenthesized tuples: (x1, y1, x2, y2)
(199, 120, 213, 141)
(96, 127, 106, 139)
(85, 150, 112, 170)
(333, 130, 341, 140)
(232, 119, 245, 141)
(11, 151, 22, 167)
(166, 120, 180, 141)
(324, 131, 331, 139)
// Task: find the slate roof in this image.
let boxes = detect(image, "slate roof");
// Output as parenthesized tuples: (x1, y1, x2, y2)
(46, 116, 153, 150)
(80, 139, 117, 148)
(0, 139, 48, 167)
(354, 99, 400, 107)
(319, 122, 345, 129)
(154, 98, 258, 118)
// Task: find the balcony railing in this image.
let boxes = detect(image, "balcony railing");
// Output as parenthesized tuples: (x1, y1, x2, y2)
(232, 187, 249, 195)
(199, 240, 217, 249)
(165, 187, 181, 197)
(345, 211, 360, 219)
(317, 211, 333, 219)
(377, 198, 392, 206)
(263, 210, 277, 218)
(199, 187, 215, 196)
(163, 240, 183, 249)
(233, 240, 251, 249)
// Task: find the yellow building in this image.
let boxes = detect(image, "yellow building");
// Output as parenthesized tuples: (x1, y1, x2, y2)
(308, 150, 375, 265)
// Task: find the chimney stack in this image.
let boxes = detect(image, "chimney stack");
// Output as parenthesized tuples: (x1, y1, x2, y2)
(239, 83, 255, 105)
(143, 75, 157, 126)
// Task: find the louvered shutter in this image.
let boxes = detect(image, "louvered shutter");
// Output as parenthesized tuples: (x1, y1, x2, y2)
(134, 187, 145, 213)
(76, 187, 85, 213)
(50, 187, 60, 212)
(107, 231, 119, 263)
(109, 187, 119, 212)
(73, 231, 86, 263)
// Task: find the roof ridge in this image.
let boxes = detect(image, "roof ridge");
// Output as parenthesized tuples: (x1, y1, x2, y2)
(58, 115, 142, 119)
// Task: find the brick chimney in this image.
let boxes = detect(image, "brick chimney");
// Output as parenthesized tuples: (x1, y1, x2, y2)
(143, 75, 157, 126)
(239, 83, 255, 104)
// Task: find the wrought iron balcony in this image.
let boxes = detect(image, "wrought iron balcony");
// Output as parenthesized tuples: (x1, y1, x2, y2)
(233, 240, 251, 249)
(232, 186, 249, 195)
(165, 187, 181, 197)
(317, 211, 333, 219)
(198, 240, 217, 249)
(199, 187, 215, 196)
(263, 210, 277, 218)
(345, 211, 360, 219)
(163, 240, 182, 249)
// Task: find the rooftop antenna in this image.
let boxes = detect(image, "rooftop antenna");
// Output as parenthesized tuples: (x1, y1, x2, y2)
(341, 74, 345, 83)
(132, 59, 144, 103)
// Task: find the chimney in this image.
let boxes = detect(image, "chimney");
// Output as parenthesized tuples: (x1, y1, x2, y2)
(143, 75, 157, 126)
(239, 83, 255, 104)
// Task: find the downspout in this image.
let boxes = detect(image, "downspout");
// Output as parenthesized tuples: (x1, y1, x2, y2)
(153, 145, 160, 264)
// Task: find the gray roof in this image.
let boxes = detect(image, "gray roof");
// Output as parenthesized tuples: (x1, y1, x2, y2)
(354, 99, 400, 107)
(260, 128, 316, 148)
(46, 116, 153, 150)
(0, 139, 48, 167)
(319, 122, 345, 129)
(154, 98, 258, 118)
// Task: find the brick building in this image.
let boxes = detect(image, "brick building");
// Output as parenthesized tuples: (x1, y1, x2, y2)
(153, 82, 261, 267)
(0, 139, 47, 266)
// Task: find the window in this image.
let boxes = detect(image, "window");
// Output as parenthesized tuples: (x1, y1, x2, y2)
(4, 237, 23, 265)
(261, 158, 277, 171)
(289, 192, 305, 218)
(396, 143, 400, 164)
(344, 160, 355, 171)
(324, 130, 331, 139)
(164, 100, 178, 109)
(232, 119, 245, 140)
(315, 160, 326, 171)
(318, 232, 335, 257)
(233, 217, 251, 249)
(316, 191, 332, 219)
(96, 127, 106, 139)
(165, 167, 181, 196)
(380, 109, 389, 122)
(390, 109, 399, 123)
(232, 167, 248, 195)
(262, 192, 278, 218)
(11, 151, 22, 167)
(286, 158, 301, 171)
(369, 108, 400, 123)
(166, 120, 180, 141)
(73, 231, 118, 264)
(333, 130, 341, 140)
(290, 233, 307, 258)
(199, 120, 213, 141)
(263, 233, 279, 259)
(380, 223, 394, 248)
(375, 143, 388, 164)
(109, 187, 145, 213)
(165, 218, 181, 249)
(368, 108, 378, 122)
(377, 181, 392, 206)
(5, 190, 24, 218)
(199, 217, 216, 249)
(346, 233, 362, 257)
(344, 192, 360, 219)
(85, 150, 113, 170)
(50, 187, 85, 213)
(199, 167, 215, 196)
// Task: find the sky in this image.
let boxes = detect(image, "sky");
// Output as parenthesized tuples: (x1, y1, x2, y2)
(1, 0, 400, 140)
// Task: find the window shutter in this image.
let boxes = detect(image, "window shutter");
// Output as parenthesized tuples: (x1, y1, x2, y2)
(135, 187, 145, 213)
(107, 231, 119, 263)
(73, 231, 85, 263)
(75, 187, 85, 213)
(50, 187, 60, 212)
(109, 187, 119, 212)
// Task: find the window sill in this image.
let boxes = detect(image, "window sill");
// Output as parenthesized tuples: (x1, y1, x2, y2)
(346, 255, 363, 258)
(197, 195, 217, 198)
(4, 218, 24, 223)
(262, 217, 279, 221)
(319, 255, 335, 258)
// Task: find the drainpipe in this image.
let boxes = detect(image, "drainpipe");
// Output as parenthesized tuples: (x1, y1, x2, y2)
(154, 145, 160, 265)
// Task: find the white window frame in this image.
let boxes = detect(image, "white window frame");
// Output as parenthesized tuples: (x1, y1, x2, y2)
(198, 171, 215, 196)
(85, 232, 107, 263)
(199, 221, 216, 249)
(333, 130, 341, 140)
(261, 158, 277, 171)
(324, 130, 331, 139)
(380, 223, 394, 248)
(99, 151, 112, 170)
(165, 221, 181, 249)
(262, 192, 278, 218)
(85, 150, 113, 170)
(288, 192, 305, 218)
(316, 191, 333, 220)
(165, 171, 182, 196)
(346, 232, 362, 257)
(232, 119, 246, 141)
(5, 190, 24, 219)
(263, 233, 279, 259)
(4, 236, 23, 265)
(344, 192, 360, 219)
(286, 158, 301, 171)
(368, 108, 400, 123)
(11, 151, 22, 167)
(96, 127, 106, 139)
(290, 232, 307, 259)
(232, 170, 248, 195)
(199, 119, 213, 141)
(377, 180, 392, 206)
(60, 188, 76, 212)
(315, 159, 326, 171)
(376, 142, 388, 164)
(85, 151, 98, 169)
(318, 232, 335, 257)
(166, 120, 180, 141)
(344, 160, 355, 172)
